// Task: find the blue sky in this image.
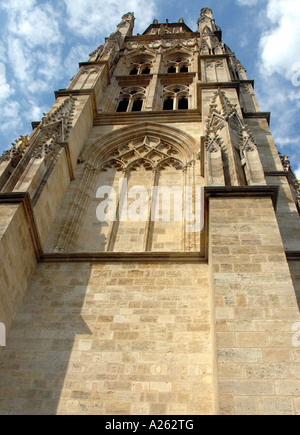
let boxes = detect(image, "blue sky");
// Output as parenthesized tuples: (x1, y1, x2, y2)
(0, 0, 299, 176)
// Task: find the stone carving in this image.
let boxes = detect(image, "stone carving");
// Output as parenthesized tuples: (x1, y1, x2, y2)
(205, 135, 222, 153)
(279, 153, 291, 171)
(206, 89, 237, 135)
(89, 44, 104, 59)
(102, 30, 122, 59)
(100, 136, 182, 172)
(33, 95, 77, 160)
(0, 135, 30, 164)
(279, 152, 300, 212)
(241, 83, 252, 94)
(239, 126, 257, 153)
(205, 89, 266, 186)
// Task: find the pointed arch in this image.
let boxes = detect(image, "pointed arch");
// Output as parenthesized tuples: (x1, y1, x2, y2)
(205, 89, 266, 186)
(80, 122, 197, 170)
(162, 45, 194, 58)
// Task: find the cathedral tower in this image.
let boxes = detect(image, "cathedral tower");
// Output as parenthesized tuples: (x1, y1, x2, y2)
(0, 9, 299, 415)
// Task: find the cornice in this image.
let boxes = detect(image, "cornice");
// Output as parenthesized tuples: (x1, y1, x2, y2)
(242, 110, 271, 126)
(54, 88, 98, 115)
(142, 22, 194, 35)
(41, 252, 206, 263)
(94, 110, 202, 126)
(204, 185, 279, 209)
(265, 171, 288, 178)
(125, 32, 199, 42)
(286, 251, 300, 261)
(0, 192, 43, 260)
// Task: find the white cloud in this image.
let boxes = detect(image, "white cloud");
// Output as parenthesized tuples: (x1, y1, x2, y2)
(0, 41, 6, 59)
(0, 100, 21, 135)
(64, 45, 93, 77)
(2, 0, 63, 93)
(1, 0, 61, 48)
(236, 0, 260, 5)
(295, 167, 300, 179)
(0, 63, 12, 100)
(64, 0, 157, 37)
(259, 0, 300, 79)
(9, 6, 61, 48)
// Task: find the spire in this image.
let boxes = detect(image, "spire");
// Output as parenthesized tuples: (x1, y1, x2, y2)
(197, 7, 222, 40)
(117, 12, 135, 37)
(89, 12, 135, 63)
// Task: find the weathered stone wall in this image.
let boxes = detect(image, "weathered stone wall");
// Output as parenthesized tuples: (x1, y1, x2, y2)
(0, 261, 214, 415)
(0, 201, 37, 341)
(288, 261, 300, 308)
(209, 194, 300, 415)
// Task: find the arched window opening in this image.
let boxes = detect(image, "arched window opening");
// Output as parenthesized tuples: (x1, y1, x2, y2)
(116, 86, 147, 112)
(165, 54, 191, 74)
(162, 84, 190, 110)
(168, 66, 176, 74)
(178, 96, 188, 110)
(132, 98, 143, 112)
(128, 56, 153, 75)
(163, 97, 174, 110)
(130, 67, 138, 75)
(142, 67, 150, 74)
(116, 98, 129, 112)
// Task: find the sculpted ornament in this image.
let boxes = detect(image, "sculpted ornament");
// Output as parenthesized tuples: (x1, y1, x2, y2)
(0, 135, 30, 164)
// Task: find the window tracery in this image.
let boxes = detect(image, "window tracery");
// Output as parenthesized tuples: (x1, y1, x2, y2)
(162, 84, 190, 110)
(128, 55, 154, 75)
(99, 136, 183, 172)
(116, 86, 146, 112)
(165, 54, 191, 74)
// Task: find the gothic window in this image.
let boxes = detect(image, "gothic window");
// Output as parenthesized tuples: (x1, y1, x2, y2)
(129, 67, 138, 75)
(132, 98, 143, 111)
(128, 55, 154, 75)
(178, 96, 188, 110)
(116, 86, 146, 112)
(163, 97, 174, 110)
(162, 84, 190, 110)
(168, 65, 176, 74)
(116, 98, 129, 112)
(141, 66, 151, 74)
(88, 136, 188, 253)
(165, 54, 190, 74)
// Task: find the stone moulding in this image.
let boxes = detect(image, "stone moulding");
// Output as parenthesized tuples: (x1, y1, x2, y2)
(204, 185, 279, 208)
(286, 251, 300, 261)
(41, 252, 206, 263)
(0, 186, 282, 265)
(0, 192, 43, 260)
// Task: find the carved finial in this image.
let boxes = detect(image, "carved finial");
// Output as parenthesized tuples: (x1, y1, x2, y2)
(121, 12, 134, 22)
(201, 8, 213, 18)
(279, 153, 291, 171)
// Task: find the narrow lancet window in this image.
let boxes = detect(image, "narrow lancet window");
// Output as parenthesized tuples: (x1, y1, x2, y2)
(132, 98, 143, 112)
(178, 96, 188, 110)
(116, 98, 129, 112)
(163, 97, 174, 110)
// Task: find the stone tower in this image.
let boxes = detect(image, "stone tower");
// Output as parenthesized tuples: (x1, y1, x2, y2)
(0, 9, 299, 415)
